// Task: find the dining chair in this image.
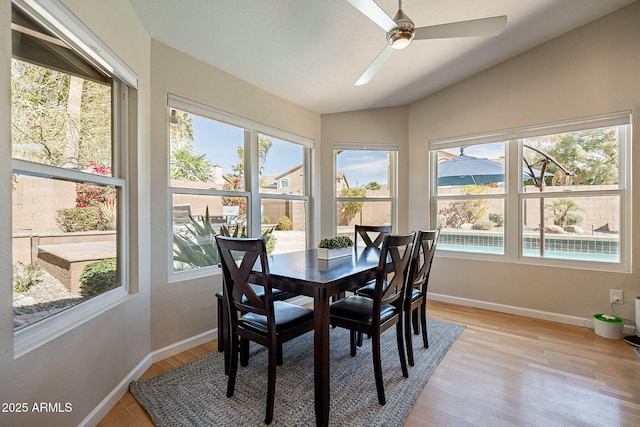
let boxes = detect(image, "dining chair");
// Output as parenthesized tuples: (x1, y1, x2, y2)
(329, 232, 415, 405)
(216, 235, 314, 425)
(216, 285, 294, 372)
(354, 224, 392, 249)
(332, 224, 393, 304)
(404, 229, 439, 366)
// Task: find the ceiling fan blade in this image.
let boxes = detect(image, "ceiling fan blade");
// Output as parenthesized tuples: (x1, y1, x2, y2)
(355, 45, 394, 86)
(414, 15, 507, 40)
(346, 0, 396, 32)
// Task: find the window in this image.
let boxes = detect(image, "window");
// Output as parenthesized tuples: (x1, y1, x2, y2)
(10, 0, 135, 348)
(169, 96, 312, 279)
(334, 146, 397, 242)
(430, 113, 630, 271)
(259, 134, 310, 253)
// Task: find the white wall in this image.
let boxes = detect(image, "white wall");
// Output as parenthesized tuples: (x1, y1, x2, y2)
(0, 0, 152, 426)
(408, 2, 640, 321)
(148, 41, 321, 351)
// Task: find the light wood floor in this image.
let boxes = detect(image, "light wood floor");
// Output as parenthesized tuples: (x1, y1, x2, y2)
(98, 300, 640, 426)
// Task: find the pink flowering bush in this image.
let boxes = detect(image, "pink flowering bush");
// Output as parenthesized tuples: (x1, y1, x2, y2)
(222, 177, 247, 215)
(75, 161, 116, 208)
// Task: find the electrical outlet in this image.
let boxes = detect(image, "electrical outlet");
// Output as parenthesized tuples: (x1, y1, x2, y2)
(610, 289, 623, 304)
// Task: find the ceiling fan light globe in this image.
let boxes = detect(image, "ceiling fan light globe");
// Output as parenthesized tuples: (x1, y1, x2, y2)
(387, 29, 413, 49)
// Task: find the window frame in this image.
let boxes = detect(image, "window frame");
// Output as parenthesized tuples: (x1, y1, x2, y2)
(11, 0, 136, 357)
(167, 95, 313, 282)
(333, 144, 398, 235)
(429, 111, 631, 273)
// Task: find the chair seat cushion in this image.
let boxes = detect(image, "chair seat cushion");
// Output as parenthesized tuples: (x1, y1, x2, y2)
(329, 295, 397, 325)
(410, 288, 423, 302)
(354, 279, 389, 299)
(239, 301, 313, 334)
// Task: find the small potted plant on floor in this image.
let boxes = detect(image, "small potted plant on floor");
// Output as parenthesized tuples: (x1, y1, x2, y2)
(317, 236, 354, 260)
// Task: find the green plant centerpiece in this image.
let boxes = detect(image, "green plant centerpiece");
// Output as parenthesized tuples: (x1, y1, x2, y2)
(317, 235, 353, 260)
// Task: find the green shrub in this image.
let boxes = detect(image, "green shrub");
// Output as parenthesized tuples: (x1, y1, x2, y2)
(79, 258, 118, 298)
(277, 215, 293, 231)
(265, 233, 277, 254)
(488, 212, 504, 226)
(472, 220, 494, 230)
(13, 262, 43, 293)
(56, 208, 102, 232)
(318, 236, 353, 249)
(262, 215, 271, 224)
(436, 215, 447, 229)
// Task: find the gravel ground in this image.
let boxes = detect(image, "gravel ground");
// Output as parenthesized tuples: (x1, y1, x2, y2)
(13, 267, 84, 329)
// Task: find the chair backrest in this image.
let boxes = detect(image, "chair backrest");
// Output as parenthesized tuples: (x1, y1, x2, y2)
(406, 229, 439, 299)
(216, 236, 274, 324)
(372, 232, 416, 313)
(354, 224, 392, 249)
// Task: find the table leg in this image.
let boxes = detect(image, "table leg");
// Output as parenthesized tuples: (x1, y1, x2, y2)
(314, 287, 330, 427)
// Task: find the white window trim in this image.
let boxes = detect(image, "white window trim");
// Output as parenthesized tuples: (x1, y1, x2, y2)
(11, 0, 134, 356)
(429, 112, 631, 273)
(167, 95, 314, 282)
(15, 0, 138, 87)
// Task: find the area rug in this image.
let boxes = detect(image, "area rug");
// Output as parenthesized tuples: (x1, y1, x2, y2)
(130, 318, 464, 426)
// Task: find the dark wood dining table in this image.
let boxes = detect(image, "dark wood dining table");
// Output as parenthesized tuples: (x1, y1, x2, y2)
(252, 246, 383, 427)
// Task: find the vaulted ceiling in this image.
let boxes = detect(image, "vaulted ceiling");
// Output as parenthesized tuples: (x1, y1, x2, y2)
(129, 0, 636, 114)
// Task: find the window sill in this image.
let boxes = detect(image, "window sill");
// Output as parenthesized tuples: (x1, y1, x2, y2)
(13, 287, 132, 359)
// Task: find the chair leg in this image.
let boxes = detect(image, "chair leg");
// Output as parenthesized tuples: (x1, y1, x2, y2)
(371, 332, 385, 405)
(277, 344, 283, 366)
(227, 334, 239, 397)
(265, 343, 277, 424)
(350, 330, 357, 357)
(396, 317, 409, 378)
(356, 332, 363, 347)
(412, 310, 420, 335)
(217, 295, 224, 352)
(420, 305, 429, 349)
(240, 338, 250, 367)
(405, 308, 415, 367)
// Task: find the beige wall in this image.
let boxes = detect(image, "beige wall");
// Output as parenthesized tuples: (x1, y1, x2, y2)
(408, 2, 640, 320)
(149, 40, 321, 351)
(0, 0, 152, 426)
(320, 106, 410, 236)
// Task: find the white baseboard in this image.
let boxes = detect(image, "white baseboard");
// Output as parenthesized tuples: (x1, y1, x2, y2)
(80, 328, 218, 426)
(151, 328, 217, 363)
(429, 292, 636, 335)
(78, 353, 152, 427)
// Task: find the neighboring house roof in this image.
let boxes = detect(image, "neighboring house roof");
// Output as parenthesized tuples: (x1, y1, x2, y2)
(275, 163, 302, 180)
(336, 172, 350, 189)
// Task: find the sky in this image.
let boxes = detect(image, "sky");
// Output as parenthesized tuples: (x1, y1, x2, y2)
(190, 114, 302, 177)
(189, 113, 390, 186)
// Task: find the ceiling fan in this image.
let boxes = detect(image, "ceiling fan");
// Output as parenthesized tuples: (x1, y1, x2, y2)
(347, 0, 507, 85)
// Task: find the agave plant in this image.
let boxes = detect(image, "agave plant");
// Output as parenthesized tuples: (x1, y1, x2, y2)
(173, 206, 275, 269)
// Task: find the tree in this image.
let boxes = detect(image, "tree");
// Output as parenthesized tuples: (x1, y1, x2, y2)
(525, 128, 618, 186)
(169, 110, 214, 182)
(337, 188, 366, 225)
(364, 181, 381, 190)
(11, 59, 112, 169)
(170, 146, 214, 181)
(231, 135, 273, 177)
